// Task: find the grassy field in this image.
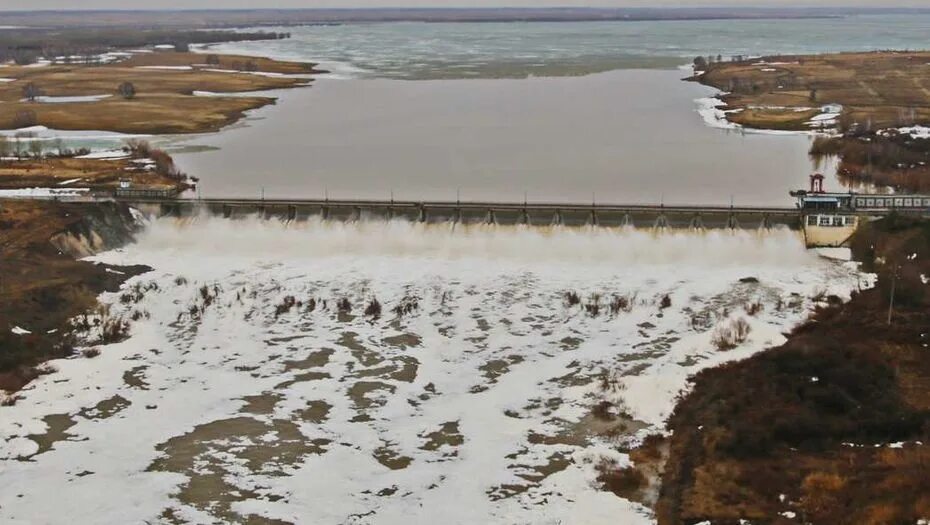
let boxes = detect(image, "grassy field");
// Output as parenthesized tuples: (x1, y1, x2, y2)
(695, 51, 930, 131)
(0, 157, 182, 191)
(0, 51, 321, 134)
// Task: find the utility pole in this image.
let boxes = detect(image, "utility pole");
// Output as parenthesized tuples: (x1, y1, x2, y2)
(887, 264, 898, 325)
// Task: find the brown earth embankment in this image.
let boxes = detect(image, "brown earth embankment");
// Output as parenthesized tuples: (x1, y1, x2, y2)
(655, 216, 930, 524)
(0, 200, 147, 393)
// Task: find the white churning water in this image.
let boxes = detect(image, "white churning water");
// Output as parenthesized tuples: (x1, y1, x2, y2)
(0, 217, 869, 524)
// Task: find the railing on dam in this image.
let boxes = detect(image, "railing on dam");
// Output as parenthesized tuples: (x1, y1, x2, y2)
(121, 196, 804, 230)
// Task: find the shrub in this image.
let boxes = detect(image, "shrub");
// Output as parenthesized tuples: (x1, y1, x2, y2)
(610, 295, 632, 314)
(82, 348, 101, 359)
(99, 318, 130, 344)
(744, 301, 763, 316)
(275, 295, 297, 317)
(584, 294, 601, 317)
(392, 296, 419, 317)
(659, 294, 672, 310)
(592, 400, 615, 420)
(564, 291, 580, 307)
(711, 317, 752, 350)
(364, 298, 382, 318)
(117, 81, 137, 100)
(596, 459, 647, 497)
(801, 472, 848, 522)
(336, 297, 352, 314)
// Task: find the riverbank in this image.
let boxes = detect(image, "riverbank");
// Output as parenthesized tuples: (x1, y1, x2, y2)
(0, 200, 145, 394)
(651, 215, 930, 524)
(0, 50, 322, 134)
(692, 51, 930, 193)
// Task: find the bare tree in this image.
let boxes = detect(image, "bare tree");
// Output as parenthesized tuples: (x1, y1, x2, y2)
(117, 81, 137, 100)
(28, 137, 43, 159)
(0, 135, 10, 163)
(21, 82, 42, 102)
(12, 132, 30, 158)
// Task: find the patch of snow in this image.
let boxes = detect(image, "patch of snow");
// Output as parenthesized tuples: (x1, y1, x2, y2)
(815, 247, 852, 261)
(134, 65, 192, 71)
(0, 187, 90, 198)
(0, 126, 145, 141)
(26, 94, 111, 104)
(696, 97, 836, 136)
(780, 511, 797, 519)
(0, 78, 15, 83)
(58, 178, 83, 186)
(11, 326, 31, 335)
(77, 150, 129, 160)
(886, 125, 930, 140)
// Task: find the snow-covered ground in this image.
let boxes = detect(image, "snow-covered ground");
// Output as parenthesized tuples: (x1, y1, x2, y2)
(26, 94, 112, 104)
(0, 217, 868, 524)
(0, 187, 89, 198)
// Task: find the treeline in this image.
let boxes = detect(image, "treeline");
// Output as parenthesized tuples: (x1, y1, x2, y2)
(0, 28, 291, 65)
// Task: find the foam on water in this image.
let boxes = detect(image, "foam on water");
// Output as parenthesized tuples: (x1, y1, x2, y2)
(0, 217, 869, 524)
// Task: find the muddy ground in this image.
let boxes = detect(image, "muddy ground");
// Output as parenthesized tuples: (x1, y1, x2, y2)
(0, 200, 146, 392)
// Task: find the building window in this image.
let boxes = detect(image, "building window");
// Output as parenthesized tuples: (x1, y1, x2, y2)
(895, 198, 904, 207)
(845, 216, 856, 226)
(905, 199, 913, 207)
(833, 216, 845, 227)
(924, 199, 930, 207)
(808, 215, 818, 226)
(866, 198, 874, 207)
(820, 216, 832, 226)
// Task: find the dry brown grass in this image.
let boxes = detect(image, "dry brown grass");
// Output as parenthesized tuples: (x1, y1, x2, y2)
(0, 52, 318, 134)
(0, 157, 178, 189)
(118, 51, 320, 75)
(697, 51, 930, 131)
(656, 217, 930, 525)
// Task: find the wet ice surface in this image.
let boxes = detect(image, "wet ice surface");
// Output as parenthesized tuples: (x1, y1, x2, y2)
(0, 218, 868, 524)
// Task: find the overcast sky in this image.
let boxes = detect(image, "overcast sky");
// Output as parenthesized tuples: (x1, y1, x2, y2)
(1, 1, 928, 10)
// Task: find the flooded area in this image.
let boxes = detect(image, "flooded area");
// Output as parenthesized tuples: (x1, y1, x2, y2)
(0, 218, 867, 524)
(172, 70, 833, 206)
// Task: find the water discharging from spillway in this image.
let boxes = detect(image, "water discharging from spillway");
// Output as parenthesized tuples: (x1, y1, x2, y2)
(0, 217, 869, 524)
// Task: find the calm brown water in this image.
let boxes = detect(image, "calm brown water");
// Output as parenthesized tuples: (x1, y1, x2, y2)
(172, 69, 833, 206)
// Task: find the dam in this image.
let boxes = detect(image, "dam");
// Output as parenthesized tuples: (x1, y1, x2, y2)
(120, 196, 801, 230)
